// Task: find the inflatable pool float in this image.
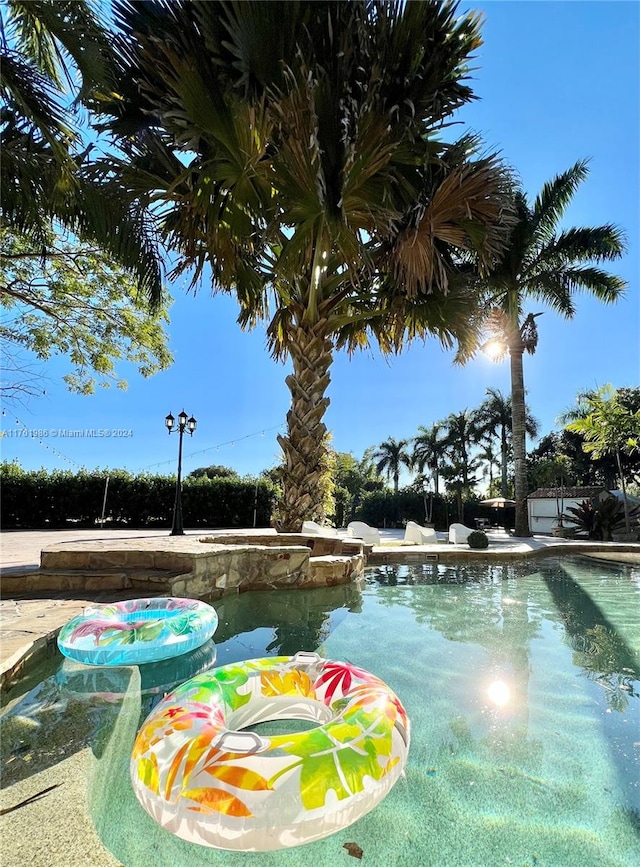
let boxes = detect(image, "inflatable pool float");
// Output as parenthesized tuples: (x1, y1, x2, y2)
(57, 597, 218, 666)
(131, 652, 410, 851)
(56, 640, 218, 702)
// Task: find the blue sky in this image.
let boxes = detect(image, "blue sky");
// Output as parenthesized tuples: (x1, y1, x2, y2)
(1, 1, 638, 483)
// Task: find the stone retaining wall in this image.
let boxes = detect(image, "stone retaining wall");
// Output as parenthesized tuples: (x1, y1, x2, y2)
(4, 534, 366, 599)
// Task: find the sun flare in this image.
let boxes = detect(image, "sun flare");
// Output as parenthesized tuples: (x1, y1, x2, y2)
(487, 679, 511, 707)
(483, 339, 506, 361)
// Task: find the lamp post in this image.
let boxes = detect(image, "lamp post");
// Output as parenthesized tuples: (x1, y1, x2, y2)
(165, 410, 196, 536)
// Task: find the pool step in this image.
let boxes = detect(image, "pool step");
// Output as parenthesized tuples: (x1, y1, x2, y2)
(304, 553, 365, 588)
(0, 567, 190, 596)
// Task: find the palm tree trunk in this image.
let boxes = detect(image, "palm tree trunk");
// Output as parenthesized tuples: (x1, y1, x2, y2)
(615, 448, 631, 533)
(509, 340, 532, 536)
(276, 323, 333, 532)
(500, 427, 509, 497)
(461, 444, 469, 487)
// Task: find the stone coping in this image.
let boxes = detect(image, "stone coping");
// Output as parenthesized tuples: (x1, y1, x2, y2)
(367, 538, 640, 564)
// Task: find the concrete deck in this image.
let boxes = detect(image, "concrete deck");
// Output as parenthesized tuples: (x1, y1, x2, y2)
(1, 527, 639, 691)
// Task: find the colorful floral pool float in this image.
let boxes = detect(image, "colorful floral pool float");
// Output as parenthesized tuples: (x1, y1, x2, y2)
(131, 652, 410, 851)
(57, 597, 218, 666)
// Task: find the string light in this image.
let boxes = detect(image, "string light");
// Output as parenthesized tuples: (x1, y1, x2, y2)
(2, 412, 83, 468)
(1, 412, 285, 474)
(136, 423, 286, 473)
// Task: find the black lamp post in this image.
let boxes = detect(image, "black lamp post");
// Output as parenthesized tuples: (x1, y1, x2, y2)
(165, 410, 196, 536)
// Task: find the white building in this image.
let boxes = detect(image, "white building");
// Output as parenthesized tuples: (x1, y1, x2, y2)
(526, 487, 612, 535)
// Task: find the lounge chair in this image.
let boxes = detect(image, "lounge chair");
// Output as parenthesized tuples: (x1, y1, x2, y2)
(404, 521, 437, 545)
(448, 522, 474, 544)
(301, 520, 338, 537)
(346, 521, 381, 545)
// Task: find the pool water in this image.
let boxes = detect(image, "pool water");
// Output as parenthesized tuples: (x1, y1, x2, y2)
(1, 556, 639, 866)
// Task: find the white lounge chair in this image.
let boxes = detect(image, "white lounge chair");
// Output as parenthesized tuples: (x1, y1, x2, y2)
(346, 521, 381, 546)
(301, 520, 338, 537)
(404, 521, 437, 545)
(448, 522, 474, 544)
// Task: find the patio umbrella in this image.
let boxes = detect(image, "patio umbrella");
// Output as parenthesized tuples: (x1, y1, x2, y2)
(480, 496, 516, 529)
(480, 497, 516, 507)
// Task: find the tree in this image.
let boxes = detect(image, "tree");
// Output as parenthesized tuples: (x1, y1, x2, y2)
(441, 409, 482, 520)
(474, 161, 626, 536)
(0, 0, 163, 302)
(476, 387, 538, 497)
(412, 423, 446, 495)
(358, 447, 386, 490)
(556, 386, 640, 488)
(476, 439, 500, 495)
(0, 228, 172, 399)
(331, 450, 383, 527)
(565, 385, 640, 533)
(374, 438, 412, 497)
(528, 450, 578, 492)
(95, 0, 512, 530)
(188, 465, 239, 480)
(528, 429, 609, 489)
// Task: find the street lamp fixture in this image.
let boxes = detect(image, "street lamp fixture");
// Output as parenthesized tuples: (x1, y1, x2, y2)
(165, 410, 197, 536)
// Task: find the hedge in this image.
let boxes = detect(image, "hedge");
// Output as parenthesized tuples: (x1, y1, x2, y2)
(0, 462, 278, 529)
(355, 489, 509, 530)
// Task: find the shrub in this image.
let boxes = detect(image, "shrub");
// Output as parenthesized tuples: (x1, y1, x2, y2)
(562, 497, 639, 541)
(0, 463, 279, 529)
(467, 530, 489, 549)
(356, 489, 450, 529)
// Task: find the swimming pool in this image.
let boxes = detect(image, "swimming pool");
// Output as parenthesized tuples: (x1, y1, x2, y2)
(1, 555, 639, 866)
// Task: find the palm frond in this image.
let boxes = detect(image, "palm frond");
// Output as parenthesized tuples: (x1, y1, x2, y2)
(525, 266, 625, 311)
(70, 172, 165, 307)
(0, 49, 75, 143)
(369, 0, 483, 129)
(4, 0, 67, 87)
(6, 0, 116, 101)
(557, 266, 626, 301)
(385, 152, 513, 294)
(530, 158, 589, 246)
(0, 123, 72, 242)
(533, 225, 627, 267)
(333, 267, 484, 361)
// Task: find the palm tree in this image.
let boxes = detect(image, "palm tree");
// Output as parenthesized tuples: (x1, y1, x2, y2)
(0, 0, 163, 302)
(442, 409, 482, 520)
(443, 410, 482, 486)
(476, 439, 500, 494)
(476, 387, 538, 497)
(475, 161, 626, 536)
(412, 423, 445, 495)
(558, 386, 640, 489)
(564, 385, 640, 534)
(95, 0, 512, 530)
(374, 438, 412, 496)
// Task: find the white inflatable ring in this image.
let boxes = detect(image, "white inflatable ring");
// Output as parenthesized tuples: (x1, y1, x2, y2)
(57, 597, 218, 666)
(131, 652, 410, 851)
